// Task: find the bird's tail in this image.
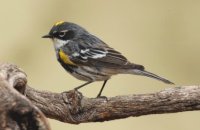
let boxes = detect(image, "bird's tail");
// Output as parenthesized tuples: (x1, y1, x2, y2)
(129, 64, 174, 84)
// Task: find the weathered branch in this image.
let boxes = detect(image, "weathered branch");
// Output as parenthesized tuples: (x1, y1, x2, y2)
(1, 63, 200, 126)
(0, 63, 50, 130)
(26, 85, 200, 124)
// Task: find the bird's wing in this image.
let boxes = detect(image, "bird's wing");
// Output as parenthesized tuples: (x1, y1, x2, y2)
(69, 46, 134, 69)
(60, 35, 143, 69)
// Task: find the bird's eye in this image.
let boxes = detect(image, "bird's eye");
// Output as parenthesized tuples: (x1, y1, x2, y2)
(59, 32, 66, 37)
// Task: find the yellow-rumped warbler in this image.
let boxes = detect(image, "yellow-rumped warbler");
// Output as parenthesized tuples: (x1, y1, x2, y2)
(42, 21, 174, 97)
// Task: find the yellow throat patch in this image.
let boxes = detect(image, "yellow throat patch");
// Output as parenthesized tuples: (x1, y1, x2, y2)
(58, 50, 76, 66)
(54, 21, 65, 26)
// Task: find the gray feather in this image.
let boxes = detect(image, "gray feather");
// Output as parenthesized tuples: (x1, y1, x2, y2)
(132, 69, 174, 84)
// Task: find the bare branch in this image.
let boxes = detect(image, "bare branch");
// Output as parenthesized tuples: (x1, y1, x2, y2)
(26, 85, 200, 124)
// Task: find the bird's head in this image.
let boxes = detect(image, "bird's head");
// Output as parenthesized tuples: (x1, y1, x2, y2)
(42, 21, 87, 49)
(42, 21, 79, 40)
(42, 21, 87, 43)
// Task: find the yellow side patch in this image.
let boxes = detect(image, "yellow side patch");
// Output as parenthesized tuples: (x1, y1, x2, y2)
(54, 20, 65, 26)
(59, 50, 76, 66)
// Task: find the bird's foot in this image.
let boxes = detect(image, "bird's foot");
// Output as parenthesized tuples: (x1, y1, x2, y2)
(96, 95, 108, 101)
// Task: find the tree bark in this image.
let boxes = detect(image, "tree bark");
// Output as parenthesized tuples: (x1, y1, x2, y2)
(0, 63, 50, 130)
(0, 63, 200, 127)
(26, 85, 200, 124)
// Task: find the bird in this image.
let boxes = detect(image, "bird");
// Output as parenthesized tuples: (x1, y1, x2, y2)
(42, 21, 174, 97)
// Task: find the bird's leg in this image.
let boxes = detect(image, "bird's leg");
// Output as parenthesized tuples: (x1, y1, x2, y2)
(74, 81, 93, 90)
(96, 80, 108, 98)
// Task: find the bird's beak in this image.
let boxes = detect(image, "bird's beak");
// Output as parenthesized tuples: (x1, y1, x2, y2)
(42, 34, 53, 38)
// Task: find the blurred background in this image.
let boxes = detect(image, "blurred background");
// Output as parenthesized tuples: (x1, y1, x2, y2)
(0, 0, 200, 129)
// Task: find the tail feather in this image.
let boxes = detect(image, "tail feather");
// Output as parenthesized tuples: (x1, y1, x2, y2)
(131, 69, 174, 84)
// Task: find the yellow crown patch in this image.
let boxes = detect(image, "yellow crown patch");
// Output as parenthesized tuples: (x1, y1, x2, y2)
(54, 21, 65, 26)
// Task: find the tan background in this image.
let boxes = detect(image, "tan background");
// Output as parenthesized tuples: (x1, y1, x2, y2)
(0, 0, 200, 130)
